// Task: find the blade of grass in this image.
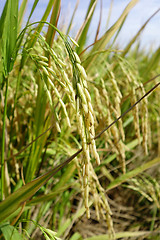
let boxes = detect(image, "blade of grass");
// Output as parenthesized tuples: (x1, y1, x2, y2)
(25, 0, 39, 26)
(66, 0, 80, 35)
(106, 0, 113, 30)
(1, 77, 9, 201)
(28, 160, 76, 205)
(84, 0, 139, 70)
(45, 0, 61, 48)
(25, 107, 50, 183)
(106, 157, 160, 191)
(76, 0, 98, 54)
(1, 0, 18, 201)
(18, 0, 29, 30)
(56, 201, 92, 237)
(28, 184, 72, 205)
(111, 15, 128, 46)
(1, 0, 18, 74)
(0, 148, 82, 223)
(0, 223, 23, 240)
(94, 0, 102, 42)
(142, 47, 160, 79)
(15, 0, 40, 64)
(0, 0, 8, 39)
(84, 231, 150, 240)
(27, 0, 55, 48)
(122, 8, 160, 57)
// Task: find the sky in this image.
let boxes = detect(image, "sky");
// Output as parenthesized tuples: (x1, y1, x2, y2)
(0, 0, 160, 51)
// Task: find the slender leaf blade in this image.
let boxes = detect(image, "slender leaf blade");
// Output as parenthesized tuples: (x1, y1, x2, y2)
(107, 157, 160, 191)
(76, 0, 97, 54)
(46, 0, 61, 47)
(0, 223, 23, 240)
(1, 0, 18, 74)
(84, 0, 139, 70)
(0, 168, 61, 222)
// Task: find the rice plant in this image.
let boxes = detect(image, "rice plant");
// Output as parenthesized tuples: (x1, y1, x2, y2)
(0, 0, 160, 239)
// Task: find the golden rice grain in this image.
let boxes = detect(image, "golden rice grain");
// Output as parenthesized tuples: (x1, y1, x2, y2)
(76, 63, 87, 80)
(77, 83, 87, 105)
(47, 67, 56, 75)
(57, 58, 66, 67)
(41, 66, 49, 76)
(70, 37, 79, 47)
(39, 55, 48, 62)
(73, 52, 81, 63)
(51, 48, 58, 57)
(39, 60, 48, 67)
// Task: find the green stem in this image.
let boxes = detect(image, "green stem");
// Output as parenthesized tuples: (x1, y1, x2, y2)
(9, 71, 21, 148)
(1, 77, 9, 201)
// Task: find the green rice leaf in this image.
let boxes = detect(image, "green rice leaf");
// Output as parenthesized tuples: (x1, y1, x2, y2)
(107, 157, 160, 191)
(0, 223, 23, 240)
(122, 8, 160, 57)
(142, 47, 160, 78)
(0, 0, 8, 39)
(84, 231, 150, 240)
(66, 0, 80, 35)
(84, 0, 139, 70)
(26, 0, 39, 25)
(0, 169, 57, 222)
(0, 148, 81, 222)
(0, 169, 55, 222)
(76, 0, 97, 54)
(27, 0, 55, 48)
(28, 184, 72, 205)
(45, 0, 61, 47)
(18, 0, 29, 29)
(1, 0, 18, 74)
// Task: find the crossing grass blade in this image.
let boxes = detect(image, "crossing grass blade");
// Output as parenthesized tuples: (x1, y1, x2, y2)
(25, 106, 50, 183)
(28, 162, 76, 205)
(106, 157, 160, 191)
(1, 0, 18, 74)
(84, 0, 139, 70)
(94, 0, 102, 42)
(142, 47, 160, 79)
(45, 0, 61, 47)
(66, 0, 80, 35)
(1, 0, 18, 201)
(0, 153, 77, 223)
(18, 0, 29, 29)
(27, 0, 55, 48)
(26, 0, 39, 26)
(15, 0, 39, 56)
(28, 184, 72, 205)
(0, 0, 8, 39)
(84, 231, 150, 240)
(122, 8, 160, 57)
(0, 223, 23, 240)
(76, 0, 98, 54)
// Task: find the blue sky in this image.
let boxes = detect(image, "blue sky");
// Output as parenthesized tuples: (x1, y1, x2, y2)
(0, 0, 160, 51)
